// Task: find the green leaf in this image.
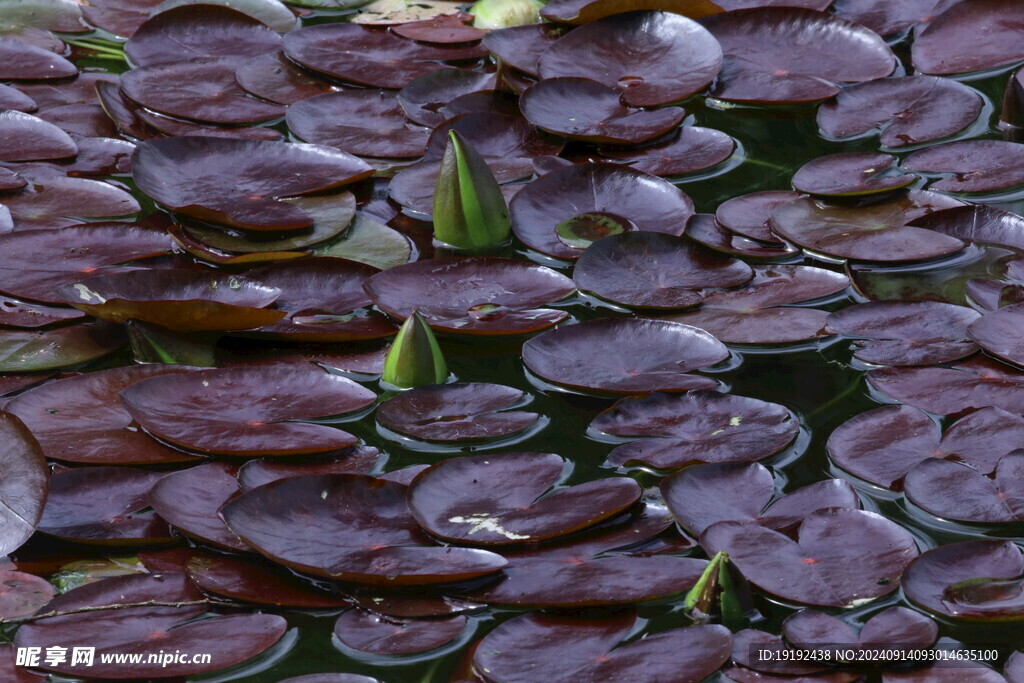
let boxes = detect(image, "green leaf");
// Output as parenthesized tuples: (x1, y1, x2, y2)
(382, 311, 447, 388)
(126, 320, 217, 367)
(683, 551, 753, 629)
(433, 130, 511, 252)
(554, 212, 630, 249)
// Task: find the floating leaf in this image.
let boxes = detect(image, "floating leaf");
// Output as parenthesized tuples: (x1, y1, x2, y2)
(396, 68, 496, 127)
(149, 463, 248, 551)
(832, 0, 958, 37)
(235, 51, 338, 105)
(376, 383, 537, 441)
(187, 553, 351, 608)
(481, 23, 565, 76)
(237, 445, 382, 491)
(792, 152, 916, 197)
(0, 111, 76, 162)
(904, 454, 1024, 523)
(0, 412, 47, 557)
(912, 0, 1024, 75)
(0, 37, 76, 80)
(869, 356, 1024, 418)
(0, 325, 123, 372)
(334, 610, 466, 655)
(597, 126, 735, 177)
(124, 5, 282, 66)
(541, 0, 723, 24)
(715, 190, 798, 243)
(903, 141, 1024, 194)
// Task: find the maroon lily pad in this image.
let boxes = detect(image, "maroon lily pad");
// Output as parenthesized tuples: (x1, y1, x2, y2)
(510, 163, 695, 259)
(334, 609, 466, 655)
(481, 23, 566, 76)
(120, 365, 375, 456)
(660, 264, 849, 344)
(594, 390, 799, 470)
(574, 231, 752, 309)
(910, 205, 1024, 252)
(1, 176, 141, 230)
(346, 587, 480, 619)
(540, 0, 723, 24)
(392, 11, 484, 43)
(0, 37, 76, 80)
(283, 23, 485, 89)
(124, 5, 281, 67)
(377, 383, 538, 442)
(287, 90, 430, 159)
(120, 57, 286, 125)
(832, 0, 959, 37)
(79, 0, 162, 38)
(817, 76, 983, 148)
(0, 166, 25, 191)
(0, 570, 55, 619)
(0, 295, 84, 328)
(968, 303, 1024, 368)
(134, 108, 285, 141)
(701, 508, 918, 608)
(396, 68, 496, 127)
(520, 77, 684, 144)
(58, 270, 285, 332)
(474, 612, 731, 682)
(423, 112, 566, 173)
(769, 190, 965, 262)
(0, 374, 52, 398)
(912, 0, 1024, 75)
(37, 102, 120, 138)
(902, 539, 1024, 620)
(5, 364, 201, 465)
(903, 141, 1024, 194)
(792, 152, 916, 197)
(94, 79, 160, 141)
(1007, 651, 1024, 681)
(904, 454, 1024, 523)
(686, 213, 800, 259)
(14, 575, 287, 678)
(868, 355, 1024, 418)
(828, 404, 1024, 488)
(222, 473, 507, 585)
(701, 7, 895, 104)
(523, 318, 727, 394)
(539, 11, 722, 106)
(237, 445, 383, 491)
(363, 257, 574, 335)
(727, 628, 840, 678)
(715, 190, 799, 243)
(281, 677, 380, 683)
(0, 324, 124, 372)
(49, 137, 135, 178)
(15, 72, 119, 108)
(0, 83, 37, 112)
(596, 125, 735, 177)
(826, 300, 980, 366)
(465, 503, 706, 606)
(0, 111, 76, 162)
(131, 136, 373, 232)
(407, 452, 641, 545)
(149, 462, 248, 551)
(0, 412, 47, 556)
(187, 553, 351, 608)
(37, 467, 173, 545)
(235, 51, 339, 105)
(662, 462, 859, 536)
(783, 606, 938, 660)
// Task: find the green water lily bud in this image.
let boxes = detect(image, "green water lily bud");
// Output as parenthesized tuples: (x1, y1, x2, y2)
(469, 0, 543, 28)
(684, 551, 752, 629)
(382, 311, 448, 388)
(433, 130, 511, 251)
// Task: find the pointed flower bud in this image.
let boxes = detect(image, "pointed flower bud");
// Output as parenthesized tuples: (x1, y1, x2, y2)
(432, 130, 511, 251)
(382, 311, 448, 388)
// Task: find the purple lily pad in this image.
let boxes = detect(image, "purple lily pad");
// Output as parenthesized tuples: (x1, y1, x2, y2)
(818, 76, 982, 148)
(58, 270, 286, 332)
(396, 68, 496, 127)
(596, 125, 735, 177)
(125, 5, 281, 67)
(48, 137, 135, 178)
(5, 364, 202, 465)
(0, 111, 76, 162)
(482, 23, 566, 76)
(769, 190, 965, 262)
(235, 51, 338, 105)
(902, 539, 1024, 620)
(0, 295, 84, 329)
(829, 403, 1024, 488)
(523, 318, 727, 394)
(833, 0, 959, 37)
(237, 445, 383, 491)
(715, 190, 799, 243)
(686, 213, 800, 259)
(0, 324, 124, 372)
(904, 454, 1024, 523)
(0, 412, 47, 556)
(904, 140, 1024, 194)
(376, 383, 538, 442)
(0, 375, 52, 398)
(912, 0, 1024, 75)
(36, 102, 117, 138)
(287, 90, 430, 159)
(1007, 651, 1024, 682)
(131, 136, 372, 232)
(407, 452, 640, 545)
(2, 176, 141, 230)
(0, 83, 37, 112)
(186, 553, 351, 608)
(910, 205, 1024, 252)
(701, 7, 895, 104)
(363, 257, 573, 335)
(37, 467, 173, 545)
(511, 163, 694, 259)
(15, 72, 119, 108)
(701, 508, 918, 608)
(596, 390, 799, 470)
(783, 606, 938, 660)
(222, 473, 507, 585)
(134, 108, 285, 141)
(660, 264, 849, 344)
(540, 0, 723, 24)
(868, 355, 1024, 418)
(423, 111, 565, 174)
(391, 11, 482, 43)
(727, 628, 841, 678)
(94, 80, 159, 141)
(149, 462, 248, 551)
(968, 303, 1024, 368)
(662, 462, 859, 535)
(283, 23, 485, 89)
(475, 612, 731, 682)
(574, 231, 752, 309)
(792, 152, 916, 197)
(0, 570, 55, 619)
(334, 610, 466, 655)
(826, 300, 980, 366)
(520, 77, 684, 144)
(538, 11, 721, 106)
(120, 57, 286, 125)
(0, 37, 76, 80)
(120, 365, 375, 457)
